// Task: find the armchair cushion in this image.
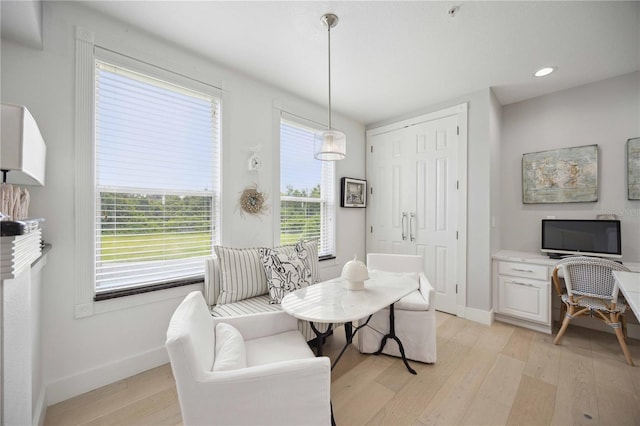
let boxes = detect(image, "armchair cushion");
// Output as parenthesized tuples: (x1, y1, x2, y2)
(368, 271, 428, 311)
(212, 323, 247, 372)
(395, 290, 430, 311)
(245, 330, 316, 367)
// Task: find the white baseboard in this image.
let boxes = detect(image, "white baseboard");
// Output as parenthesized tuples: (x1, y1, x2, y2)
(457, 305, 493, 326)
(46, 345, 169, 405)
(33, 385, 47, 425)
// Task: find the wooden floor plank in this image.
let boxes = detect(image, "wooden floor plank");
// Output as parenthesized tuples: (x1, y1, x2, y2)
(45, 364, 175, 425)
(523, 332, 562, 386)
(369, 334, 479, 425)
(82, 387, 181, 426)
(551, 349, 599, 425)
(44, 320, 640, 426)
(417, 348, 496, 425)
(501, 327, 535, 362)
(506, 374, 556, 425)
(459, 353, 525, 425)
(331, 354, 393, 409)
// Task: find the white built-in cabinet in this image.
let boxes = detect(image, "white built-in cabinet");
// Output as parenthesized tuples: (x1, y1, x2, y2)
(492, 252, 554, 333)
(493, 250, 640, 335)
(365, 104, 467, 314)
(1, 248, 49, 425)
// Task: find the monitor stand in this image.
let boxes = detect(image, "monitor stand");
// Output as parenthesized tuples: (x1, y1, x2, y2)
(547, 253, 566, 260)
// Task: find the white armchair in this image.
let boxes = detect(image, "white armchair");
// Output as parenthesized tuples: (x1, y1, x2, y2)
(357, 253, 437, 363)
(166, 291, 331, 426)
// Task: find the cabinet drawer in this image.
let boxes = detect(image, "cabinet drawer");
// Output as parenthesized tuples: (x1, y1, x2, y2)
(497, 276, 549, 323)
(498, 261, 548, 280)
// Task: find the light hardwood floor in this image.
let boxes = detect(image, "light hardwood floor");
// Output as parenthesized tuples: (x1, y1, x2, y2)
(45, 312, 640, 425)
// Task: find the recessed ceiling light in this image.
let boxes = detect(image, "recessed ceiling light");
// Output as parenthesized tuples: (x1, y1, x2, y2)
(534, 67, 557, 77)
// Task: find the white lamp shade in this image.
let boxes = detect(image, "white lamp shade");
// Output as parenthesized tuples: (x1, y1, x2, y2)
(1, 103, 46, 186)
(314, 129, 346, 161)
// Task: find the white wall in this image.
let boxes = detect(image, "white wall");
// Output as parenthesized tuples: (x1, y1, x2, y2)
(489, 89, 502, 257)
(500, 72, 640, 262)
(1, 2, 365, 404)
(367, 89, 494, 313)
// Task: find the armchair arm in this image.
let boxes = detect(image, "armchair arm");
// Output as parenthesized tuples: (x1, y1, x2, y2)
(181, 357, 331, 426)
(417, 272, 434, 308)
(211, 310, 299, 340)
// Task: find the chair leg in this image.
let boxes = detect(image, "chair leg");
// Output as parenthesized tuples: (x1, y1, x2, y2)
(554, 307, 573, 345)
(559, 302, 567, 327)
(611, 313, 634, 366)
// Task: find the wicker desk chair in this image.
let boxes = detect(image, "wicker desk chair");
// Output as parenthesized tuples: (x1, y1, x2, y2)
(552, 256, 633, 366)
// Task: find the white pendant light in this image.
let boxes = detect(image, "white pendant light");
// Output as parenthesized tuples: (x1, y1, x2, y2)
(314, 13, 346, 161)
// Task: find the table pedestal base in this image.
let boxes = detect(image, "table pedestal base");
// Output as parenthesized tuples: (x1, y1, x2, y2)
(309, 302, 417, 425)
(309, 303, 417, 373)
(373, 303, 417, 374)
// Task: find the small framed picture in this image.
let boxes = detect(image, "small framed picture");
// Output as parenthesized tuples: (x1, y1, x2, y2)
(341, 177, 367, 208)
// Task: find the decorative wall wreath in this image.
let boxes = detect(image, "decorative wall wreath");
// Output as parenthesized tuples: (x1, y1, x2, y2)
(239, 184, 269, 217)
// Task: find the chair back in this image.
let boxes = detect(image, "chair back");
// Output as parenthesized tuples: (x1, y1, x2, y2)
(367, 253, 424, 274)
(557, 256, 630, 300)
(166, 291, 216, 382)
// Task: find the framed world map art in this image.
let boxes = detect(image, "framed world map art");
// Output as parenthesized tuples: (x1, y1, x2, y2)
(628, 137, 640, 200)
(522, 144, 598, 204)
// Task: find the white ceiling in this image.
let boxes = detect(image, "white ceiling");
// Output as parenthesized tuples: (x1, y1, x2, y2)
(9, 1, 640, 125)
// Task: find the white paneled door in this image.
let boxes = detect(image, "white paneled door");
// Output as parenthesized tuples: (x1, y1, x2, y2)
(366, 105, 467, 315)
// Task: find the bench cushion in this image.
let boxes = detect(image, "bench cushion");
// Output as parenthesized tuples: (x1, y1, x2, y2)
(210, 295, 334, 342)
(210, 295, 281, 317)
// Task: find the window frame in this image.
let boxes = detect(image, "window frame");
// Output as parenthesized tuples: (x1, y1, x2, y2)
(277, 112, 336, 259)
(74, 28, 222, 317)
(92, 53, 221, 300)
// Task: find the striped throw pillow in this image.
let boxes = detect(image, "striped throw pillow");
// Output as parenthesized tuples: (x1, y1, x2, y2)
(214, 246, 268, 305)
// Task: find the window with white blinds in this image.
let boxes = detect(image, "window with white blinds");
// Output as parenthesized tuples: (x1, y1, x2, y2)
(280, 118, 335, 258)
(94, 59, 220, 298)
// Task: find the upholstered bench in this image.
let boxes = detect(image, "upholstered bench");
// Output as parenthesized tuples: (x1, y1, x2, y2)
(203, 241, 339, 343)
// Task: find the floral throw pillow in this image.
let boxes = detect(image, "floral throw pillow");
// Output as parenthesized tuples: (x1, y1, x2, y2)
(259, 241, 314, 304)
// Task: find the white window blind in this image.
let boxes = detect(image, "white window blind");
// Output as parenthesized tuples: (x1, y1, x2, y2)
(95, 59, 220, 296)
(280, 117, 335, 257)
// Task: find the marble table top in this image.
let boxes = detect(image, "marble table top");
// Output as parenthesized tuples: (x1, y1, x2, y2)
(281, 271, 419, 323)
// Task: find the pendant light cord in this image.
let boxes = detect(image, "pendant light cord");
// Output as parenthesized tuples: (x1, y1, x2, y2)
(327, 22, 332, 130)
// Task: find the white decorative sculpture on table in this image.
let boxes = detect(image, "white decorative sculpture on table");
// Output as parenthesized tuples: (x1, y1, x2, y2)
(341, 255, 369, 290)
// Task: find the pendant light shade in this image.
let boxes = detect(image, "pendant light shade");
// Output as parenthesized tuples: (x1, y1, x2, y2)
(314, 129, 346, 161)
(314, 13, 346, 161)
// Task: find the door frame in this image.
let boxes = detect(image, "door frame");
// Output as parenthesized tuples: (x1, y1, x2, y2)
(365, 103, 468, 315)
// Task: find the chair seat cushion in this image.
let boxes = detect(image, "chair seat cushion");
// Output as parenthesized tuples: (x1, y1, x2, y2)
(394, 289, 429, 311)
(245, 330, 315, 367)
(561, 293, 627, 313)
(212, 323, 247, 372)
